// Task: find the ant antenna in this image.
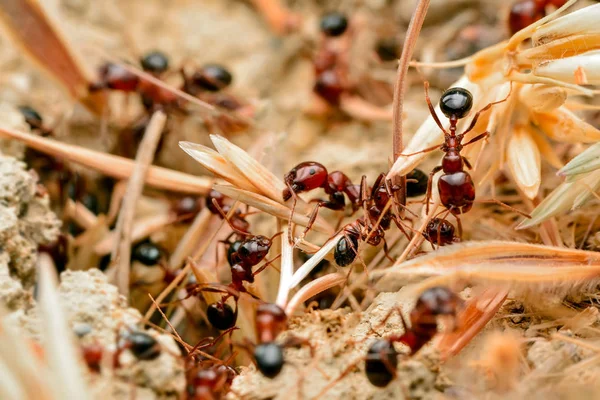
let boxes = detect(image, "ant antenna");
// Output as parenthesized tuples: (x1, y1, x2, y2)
(211, 198, 251, 237)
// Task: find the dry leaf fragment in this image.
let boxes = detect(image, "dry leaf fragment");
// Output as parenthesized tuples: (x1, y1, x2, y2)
(507, 125, 541, 199)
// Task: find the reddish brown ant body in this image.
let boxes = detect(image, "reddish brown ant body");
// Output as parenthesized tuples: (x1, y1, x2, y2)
(186, 363, 235, 400)
(424, 218, 457, 246)
(508, 0, 566, 34)
(365, 287, 461, 387)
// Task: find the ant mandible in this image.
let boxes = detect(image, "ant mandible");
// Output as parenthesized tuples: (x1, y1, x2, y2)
(365, 286, 461, 387)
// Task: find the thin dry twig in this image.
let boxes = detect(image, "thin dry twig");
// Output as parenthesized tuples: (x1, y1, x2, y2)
(390, 0, 431, 206)
(168, 208, 213, 270)
(111, 111, 167, 295)
(0, 125, 213, 194)
(285, 273, 346, 315)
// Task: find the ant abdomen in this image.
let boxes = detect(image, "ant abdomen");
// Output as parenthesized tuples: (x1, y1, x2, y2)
(365, 340, 398, 387)
(438, 171, 475, 215)
(334, 234, 359, 267)
(424, 218, 456, 246)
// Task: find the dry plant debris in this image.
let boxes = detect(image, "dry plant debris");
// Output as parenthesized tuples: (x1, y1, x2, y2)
(2, 0, 600, 399)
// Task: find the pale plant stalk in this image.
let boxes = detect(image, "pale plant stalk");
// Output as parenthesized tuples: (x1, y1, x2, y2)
(112, 111, 167, 295)
(168, 208, 213, 270)
(275, 226, 294, 308)
(285, 273, 346, 315)
(287, 234, 342, 290)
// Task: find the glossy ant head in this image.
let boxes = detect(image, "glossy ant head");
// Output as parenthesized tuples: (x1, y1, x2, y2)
(334, 234, 359, 267)
(365, 339, 398, 387)
(440, 87, 473, 119)
(125, 331, 162, 360)
(424, 218, 455, 246)
(193, 64, 233, 92)
(406, 169, 428, 197)
(132, 241, 165, 266)
(320, 12, 348, 37)
(18, 106, 44, 131)
(411, 286, 460, 332)
(95, 63, 140, 92)
(254, 342, 284, 378)
(235, 235, 272, 266)
(282, 161, 328, 201)
(173, 196, 202, 219)
(207, 302, 237, 330)
(140, 51, 170, 74)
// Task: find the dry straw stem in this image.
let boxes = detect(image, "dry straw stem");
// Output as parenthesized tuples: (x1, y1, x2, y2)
(248, 0, 299, 35)
(285, 273, 346, 315)
(0, 0, 105, 115)
(112, 111, 166, 295)
(373, 241, 600, 293)
(0, 125, 212, 194)
(389, 0, 430, 205)
(287, 234, 342, 290)
(37, 254, 90, 400)
(95, 211, 175, 256)
(436, 287, 508, 359)
(275, 226, 294, 308)
(214, 184, 334, 234)
(168, 208, 213, 270)
(64, 199, 98, 230)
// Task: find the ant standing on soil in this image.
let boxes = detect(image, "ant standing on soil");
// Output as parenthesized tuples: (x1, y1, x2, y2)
(364, 286, 461, 387)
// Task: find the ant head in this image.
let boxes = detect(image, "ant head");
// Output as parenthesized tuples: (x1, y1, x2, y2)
(416, 286, 459, 316)
(207, 302, 237, 331)
(333, 235, 359, 267)
(440, 87, 473, 119)
(132, 241, 165, 266)
(125, 331, 162, 360)
(194, 64, 233, 92)
(18, 105, 43, 130)
(365, 340, 398, 387)
(173, 196, 201, 218)
(206, 190, 226, 214)
(227, 240, 243, 266)
(425, 218, 455, 246)
(140, 51, 170, 74)
(320, 12, 348, 37)
(406, 169, 428, 198)
(235, 235, 273, 265)
(254, 342, 284, 378)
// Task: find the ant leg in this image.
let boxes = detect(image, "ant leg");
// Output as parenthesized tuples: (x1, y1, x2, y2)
(452, 214, 463, 239)
(425, 166, 443, 214)
(302, 200, 342, 238)
(382, 238, 394, 263)
(187, 326, 238, 358)
(461, 85, 512, 136)
(211, 199, 251, 237)
(424, 81, 449, 135)
(252, 254, 282, 277)
(462, 157, 473, 170)
(461, 131, 489, 148)
(476, 199, 532, 218)
(399, 144, 442, 157)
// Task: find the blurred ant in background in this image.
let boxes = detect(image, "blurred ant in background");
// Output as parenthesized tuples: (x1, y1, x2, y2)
(508, 0, 567, 34)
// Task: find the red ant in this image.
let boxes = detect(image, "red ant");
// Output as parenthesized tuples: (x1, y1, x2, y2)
(185, 363, 236, 400)
(508, 0, 566, 34)
(365, 286, 461, 387)
(313, 12, 350, 106)
(423, 218, 457, 247)
(415, 83, 528, 236)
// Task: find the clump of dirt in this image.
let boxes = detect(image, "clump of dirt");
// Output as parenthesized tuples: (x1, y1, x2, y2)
(230, 290, 444, 399)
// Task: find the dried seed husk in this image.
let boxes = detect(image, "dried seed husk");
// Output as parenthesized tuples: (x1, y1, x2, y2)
(533, 106, 600, 143)
(373, 241, 600, 293)
(506, 125, 541, 199)
(519, 34, 600, 64)
(518, 169, 600, 228)
(518, 84, 566, 113)
(529, 128, 563, 169)
(179, 141, 259, 192)
(534, 50, 600, 85)
(211, 135, 285, 202)
(214, 184, 334, 235)
(532, 3, 600, 45)
(559, 142, 600, 179)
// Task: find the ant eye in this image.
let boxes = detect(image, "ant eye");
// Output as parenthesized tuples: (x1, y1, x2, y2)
(140, 51, 169, 74)
(320, 12, 348, 37)
(440, 87, 473, 119)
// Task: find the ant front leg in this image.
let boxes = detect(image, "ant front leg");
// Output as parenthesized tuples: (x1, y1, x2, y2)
(461, 131, 489, 148)
(424, 81, 449, 135)
(461, 84, 512, 136)
(302, 196, 344, 237)
(425, 166, 443, 214)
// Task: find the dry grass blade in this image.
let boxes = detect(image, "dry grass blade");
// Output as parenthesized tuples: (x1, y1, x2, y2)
(507, 125, 541, 199)
(559, 142, 600, 178)
(112, 111, 166, 295)
(276, 226, 293, 308)
(38, 254, 90, 400)
(179, 141, 258, 192)
(373, 241, 600, 293)
(214, 184, 334, 234)
(287, 234, 342, 290)
(211, 135, 285, 202)
(0, 126, 213, 194)
(168, 208, 212, 269)
(285, 273, 345, 315)
(436, 288, 508, 359)
(518, 169, 600, 228)
(0, 0, 104, 115)
(94, 213, 175, 255)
